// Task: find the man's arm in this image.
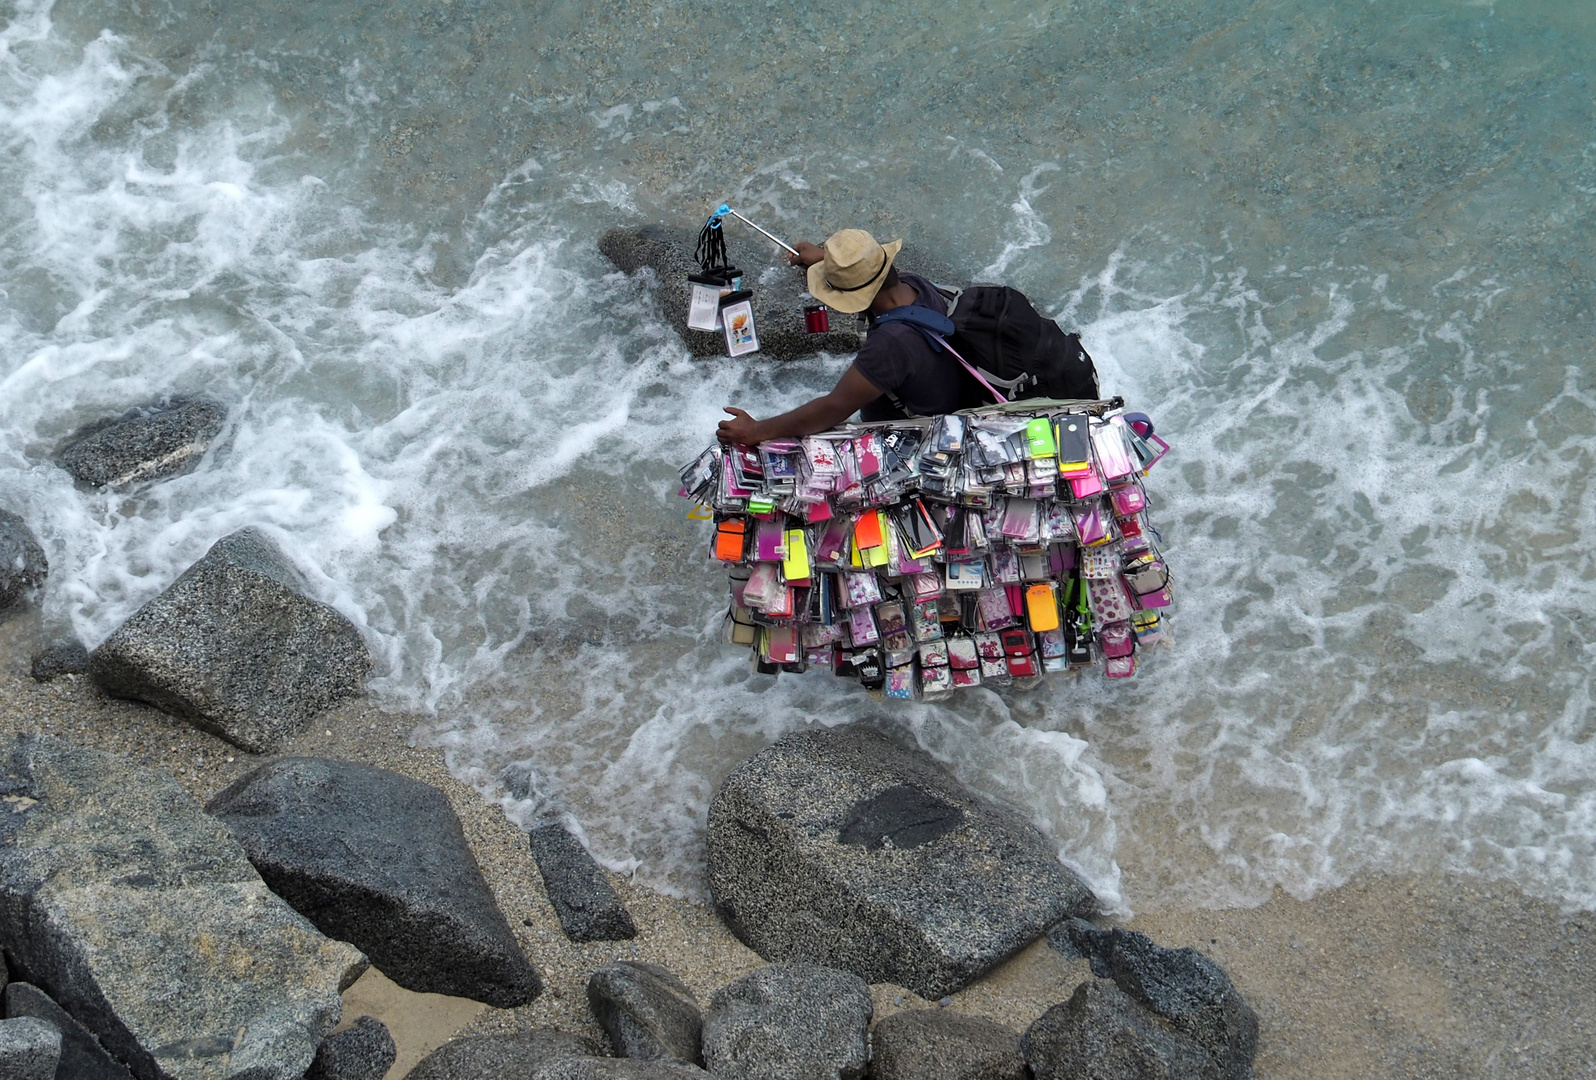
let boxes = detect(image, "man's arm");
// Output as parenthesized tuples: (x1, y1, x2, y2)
(718, 365, 884, 445)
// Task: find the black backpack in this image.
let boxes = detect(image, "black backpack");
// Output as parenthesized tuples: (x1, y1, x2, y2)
(875, 285, 1100, 407)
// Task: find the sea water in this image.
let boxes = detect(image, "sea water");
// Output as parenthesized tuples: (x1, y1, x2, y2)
(1, 0, 1592, 914)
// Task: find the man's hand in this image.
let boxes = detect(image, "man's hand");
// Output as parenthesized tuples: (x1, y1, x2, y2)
(717, 407, 763, 446)
(786, 241, 824, 269)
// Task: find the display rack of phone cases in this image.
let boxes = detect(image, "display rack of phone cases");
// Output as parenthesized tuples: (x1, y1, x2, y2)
(677, 399, 1173, 697)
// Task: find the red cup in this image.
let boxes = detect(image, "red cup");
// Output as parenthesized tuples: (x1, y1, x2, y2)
(803, 304, 829, 333)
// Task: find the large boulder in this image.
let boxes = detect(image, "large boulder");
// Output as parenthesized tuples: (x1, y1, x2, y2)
(0, 737, 367, 1080)
(0, 508, 47, 617)
(700, 964, 871, 1080)
(0, 1016, 62, 1080)
(529, 823, 636, 943)
(870, 1010, 1027, 1080)
(1023, 980, 1212, 1080)
(587, 961, 702, 1063)
(303, 1016, 395, 1080)
(30, 637, 89, 681)
(529, 1062, 710, 1080)
(706, 726, 1097, 998)
(3, 983, 134, 1080)
(206, 757, 541, 1008)
(89, 528, 372, 753)
(1053, 920, 1258, 1080)
(406, 1031, 600, 1080)
(57, 397, 227, 490)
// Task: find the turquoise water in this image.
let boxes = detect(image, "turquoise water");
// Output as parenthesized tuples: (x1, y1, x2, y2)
(1, 0, 1592, 912)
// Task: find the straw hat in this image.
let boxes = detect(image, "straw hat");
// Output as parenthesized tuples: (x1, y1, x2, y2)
(806, 229, 904, 313)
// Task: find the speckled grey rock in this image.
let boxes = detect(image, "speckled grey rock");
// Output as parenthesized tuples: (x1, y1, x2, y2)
(870, 1010, 1027, 1080)
(0, 737, 367, 1080)
(587, 961, 701, 1063)
(700, 964, 870, 1080)
(0, 509, 47, 618)
(405, 1031, 600, 1080)
(0, 1015, 62, 1080)
(29, 637, 89, 681)
(88, 528, 373, 753)
(528, 1061, 710, 1080)
(57, 398, 227, 490)
(706, 725, 1097, 999)
(529, 824, 636, 943)
(1022, 980, 1212, 1080)
(1052, 920, 1258, 1080)
(304, 1017, 395, 1080)
(207, 756, 541, 1008)
(3, 983, 134, 1080)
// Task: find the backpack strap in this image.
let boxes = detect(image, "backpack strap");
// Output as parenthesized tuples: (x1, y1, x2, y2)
(872, 305, 1013, 405)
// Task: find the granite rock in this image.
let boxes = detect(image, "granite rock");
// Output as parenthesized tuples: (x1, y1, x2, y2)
(587, 961, 702, 1063)
(57, 397, 227, 490)
(304, 1017, 395, 1080)
(405, 1031, 600, 1080)
(706, 725, 1097, 998)
(529, 824, 636, 943)
(0, 1015, 63, 1080)
(207, 756, 541, 1007)
(0, 738, 366, 1080)
(529, 1061, 710, 1080)
(1023, 980, 1212, 1080)
(3, 983, 135, 1080)
(89, 528, 373, 753)
(870, 1009, 1027, 1080)
(30, 638, 89, 681)
(0, 509, 47, 618)
(1053, 920, 1258, 1080)
(700, 963, 871, 1080)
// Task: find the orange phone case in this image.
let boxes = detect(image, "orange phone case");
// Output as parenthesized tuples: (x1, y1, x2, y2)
(1025, 583, 1061, 633)
(854, 510, 885, 550)
(715, 519, 747, 562)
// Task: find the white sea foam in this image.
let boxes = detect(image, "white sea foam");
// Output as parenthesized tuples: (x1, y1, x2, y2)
(3, 0, 1594, 918)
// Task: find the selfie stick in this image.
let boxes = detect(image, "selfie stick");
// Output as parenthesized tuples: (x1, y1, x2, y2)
(714, 203, 800, 258)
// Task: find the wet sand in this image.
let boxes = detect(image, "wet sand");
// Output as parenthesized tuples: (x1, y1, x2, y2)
(1, 612, 1591, 1080)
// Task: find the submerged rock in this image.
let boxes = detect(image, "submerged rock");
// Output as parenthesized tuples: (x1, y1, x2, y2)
(870, 1009, 1027, 1080)
(0, 737, 367, 1080)
(1052, 920, 1259, 1080)
(1023, 980, 1212, 1080)
(58, 397, 227, 490)
(587, 961, 702, 1063)
(29, 637, 89, 681)
(89, 528, 372, 753)
(706, 725, 1097, 998)
(303, 1016, 395, 1080)
(0, 509, 47, 618)
(529, 823, 637, 943)
(0, 1016, 63, 1080)
(3, 983, 134, 1080)
(207, 756, 541, 1008)
(405, 1031, 600, 1080)
(700, 963, 871, 1080)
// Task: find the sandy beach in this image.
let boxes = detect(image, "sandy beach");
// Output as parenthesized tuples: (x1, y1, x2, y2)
(2, 610, 1590, 1080)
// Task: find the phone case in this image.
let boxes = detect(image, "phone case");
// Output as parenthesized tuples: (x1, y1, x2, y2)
(854, 509, 885, 550)
(1054, 414, 1092, 473)
(1068, 470, 1106, 499)
(976, 588, 1015, 630)
(1025, 416, 1056, 459)
(1025, 583, 1061, 633)
(945, 560, 985, 591)
(783, 529, 811, 582)
(1099, 621, 1136, 658)
(714, 518, 748, 562)
(946, 637, 980, 670)
(1105, 654, 1137, 679)
(1110, 484, 1147, 518)
(848, 606, 880, 647)
(754, 520, 785, 562)
(1092, 418, 1136, 480)
(920, 664, 953, 695)
(918, 640, 950, 668)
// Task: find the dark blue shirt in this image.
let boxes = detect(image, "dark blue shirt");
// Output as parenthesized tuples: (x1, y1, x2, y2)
(853, 274, 966, 422)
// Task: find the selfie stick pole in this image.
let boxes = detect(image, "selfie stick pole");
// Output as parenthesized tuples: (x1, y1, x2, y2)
(715, 203, 800, 258)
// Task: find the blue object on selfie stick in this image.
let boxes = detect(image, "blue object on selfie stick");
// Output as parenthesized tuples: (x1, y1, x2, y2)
(714, 203, 799, 258)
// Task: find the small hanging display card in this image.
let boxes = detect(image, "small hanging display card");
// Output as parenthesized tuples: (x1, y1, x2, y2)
(688, 272, 727, 332)
(720, 289, 759, 357)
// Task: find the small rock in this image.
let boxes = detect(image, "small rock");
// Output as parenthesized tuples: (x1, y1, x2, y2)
(1053, 920, 1259, 1080)
(529, 823, 637, 943)
(29, 638, 89, 681)
(406, 1031, 600, 1080)
(0, 509, 47, 618)
(304, 1017, 395, 1080)
(57, 397, 227, 490)
(587, 961, 702, 1063)
(0, 1015, 62, 1080)
(89, 528, 373, 753)
(530, 1061, 710, 1080)
(707, 725, 1097, 998)
(208, 757, 541, 1007)
(1023, 980, 1212, 1080)
(4, 982, 135, 1080)
(700, 963, 871, 1080)
(0, 738, 366, 1080)
(870, 1010, 1027, 1080)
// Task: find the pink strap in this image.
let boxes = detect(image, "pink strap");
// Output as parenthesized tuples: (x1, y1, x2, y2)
(927, 332, 1008, 405)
